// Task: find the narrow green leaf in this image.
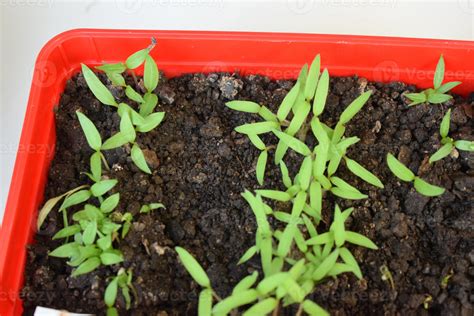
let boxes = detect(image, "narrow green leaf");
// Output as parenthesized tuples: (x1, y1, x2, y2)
(336, 136, 360, 153)
(330, 176, 360, 193)
(339, 91, 371, 125)
(273, 130, 311, 156)
(144, 55, 159, 92)
(37, 186, 86, 229)
(277, 224, 296, 257)
(260, 237, 273, 276)
(104, 278, 118, 307)
(76, 112, 102, 151)
(81, 64, 117, 106)
(284, 278, 306, 303)
(235, 121, 279, 135)
(212, 290, 258, 315)
(100, 193, 120, 213)
(140, 92, 159, 117)
(101, 132, 129, 150)
(120, 111, 136, 143)
(49, 242, 79, 258)
(60, 189, 91, 211)
(429, 142, 453, 163)
(238, 246, 257, 265)
(274, 140, 289, 164)
(257, 272, 289, 295)
(386, 153, 415, 182)
(298, 156, 313, 191)
(345, 158, 384, 188)
(331, 187, 368, 200)
(305, 54, 321, 101)
(96, 63, 126, 73)
(82, 221, 97, 245)
(100, 250, 124, 265)
(306, 232, 333, 246)
(311, 117, 330, 146)
(91, 179, 118, 197)
(433, 55, 445, 89)
(294, 227, 308, 253)
(107, 307, 118, 316)
(52, 225, 81, 240)
(413, 177, 445, 197)
(405, 92, 427, 106)
(199, 288, 213, 316)
(136, 112, 165, 133)
(331, 123, 346, 145)
(313, 68, 329, 116)
(97, 234, 112, 250)
(291, 191, 307, 219)
(280, 161, 292, 188)
(286, 100, 311, 136)
(345, 231, 378, 249)
(438, 81, 461, 94)
(302, 214, 318, 238)
(125, 85, 144, 103)
(454, 140, 474, 151)
(242, 191, 270, 233)
(440, 109, 451, 138)
(427, 93, 452, 104)
(126, 48, 149, 69)
(277, 82, 300, 122)
(312, 249, 339, 280)
(90, 152, 102, 181)
(258, 105, 278, 122)
(233, 271, 259, 295)
(175, 247, 210, 288)
(131, 143, 152, 174)
(303, 300, 329, 316)
(247, 134, 266, 151)
(243, 297, 278, 316)
(256, 150, 268, 185)
(339, 247, 362, 279)
(226, 100, 261, 113)
(105, 72, 126, 87)
(327, 263, 356, 277)
(72, 257, 101, 277)
(256, 190, 291, 202)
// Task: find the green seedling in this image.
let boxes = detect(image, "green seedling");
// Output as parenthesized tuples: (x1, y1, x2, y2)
(386, 153, 445, 196)
(429, 109, 474, 163)
(140, 202, 165, 214)
(81, 39, 165, 174)
(404, 55, 461, 106)
(176, 189, 377, 315)
(228, 56, 382, 211)
(104, 268, 137, 316)
(380, 265, 395, 290)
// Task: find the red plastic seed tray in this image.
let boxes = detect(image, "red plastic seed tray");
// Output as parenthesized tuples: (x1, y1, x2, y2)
(1, 29, 474, 315)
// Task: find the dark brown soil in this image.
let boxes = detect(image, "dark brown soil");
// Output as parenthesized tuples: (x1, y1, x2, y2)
(22, 70, 473, 316)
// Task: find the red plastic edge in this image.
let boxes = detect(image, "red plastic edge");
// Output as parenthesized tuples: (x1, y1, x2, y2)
(1, 29, 473, 315)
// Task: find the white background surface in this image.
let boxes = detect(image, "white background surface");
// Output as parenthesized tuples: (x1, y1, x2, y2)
(1, 0, 474, 225)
